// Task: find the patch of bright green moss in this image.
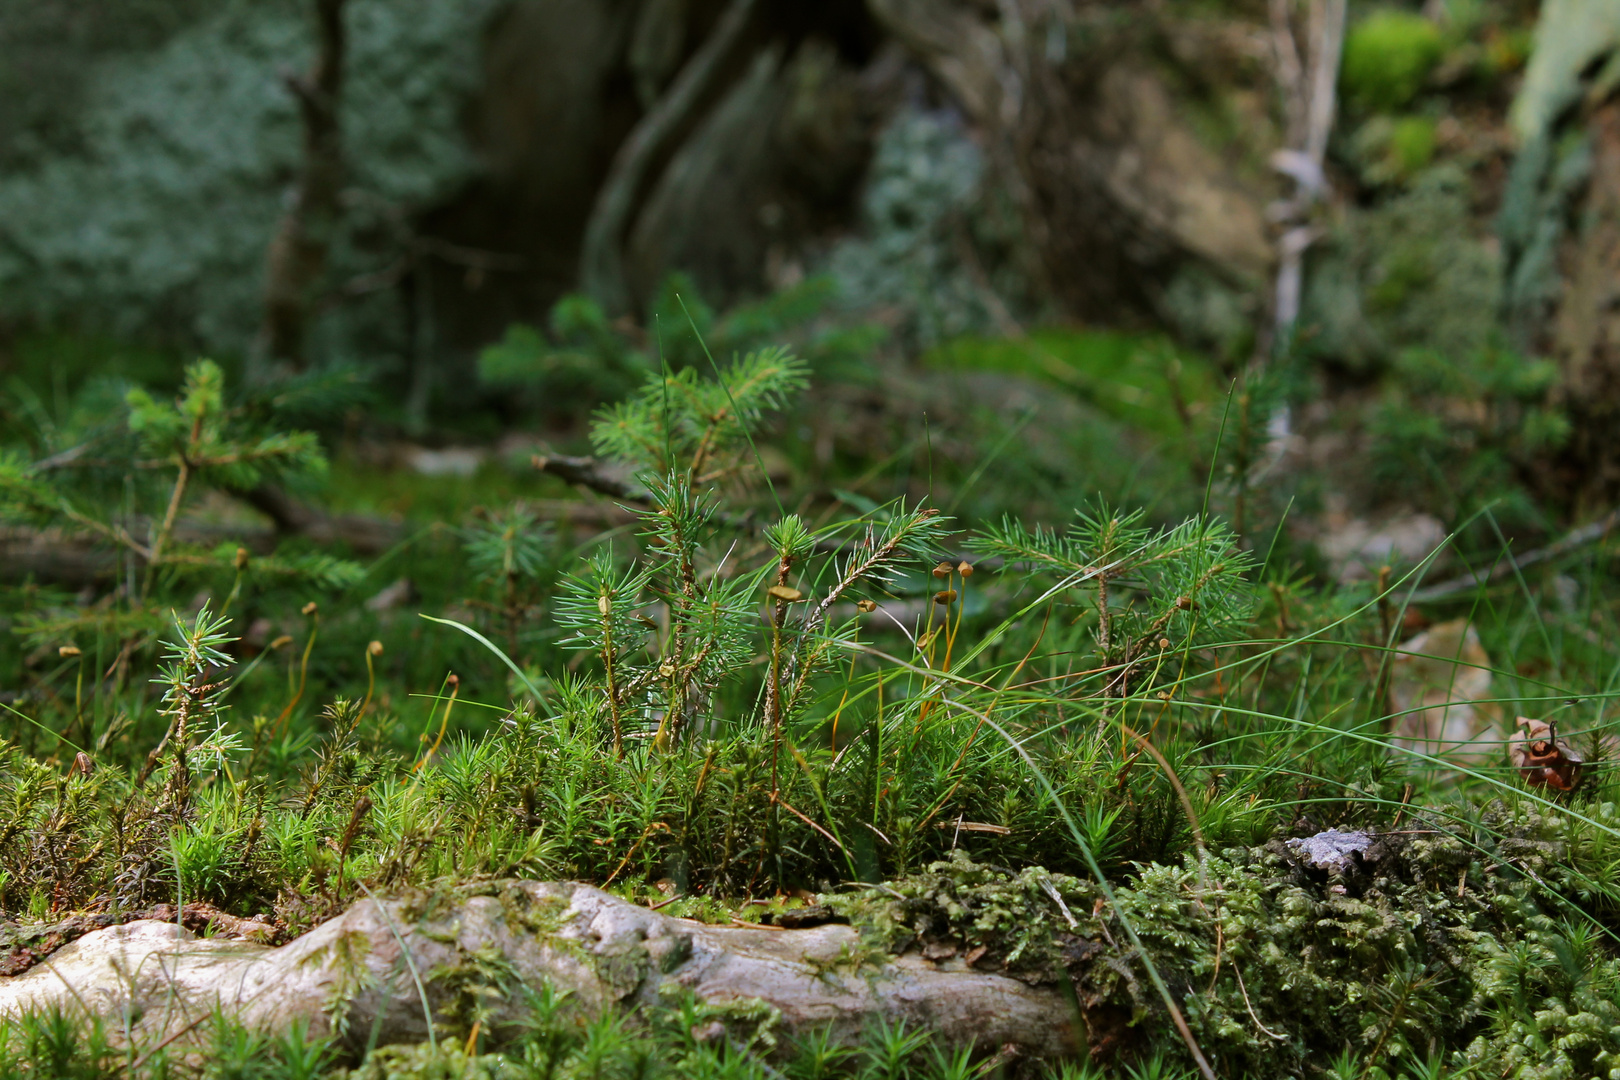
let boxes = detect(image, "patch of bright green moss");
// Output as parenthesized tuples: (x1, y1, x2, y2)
(1343, 10, 1445, 112)
(1390, 115, 1438, 177)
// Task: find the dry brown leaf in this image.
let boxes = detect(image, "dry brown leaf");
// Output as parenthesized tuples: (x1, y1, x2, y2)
(1509, 716, 1584, 792)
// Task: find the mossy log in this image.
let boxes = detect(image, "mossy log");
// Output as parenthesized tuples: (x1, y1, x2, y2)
(0, 881, 1078, 1060)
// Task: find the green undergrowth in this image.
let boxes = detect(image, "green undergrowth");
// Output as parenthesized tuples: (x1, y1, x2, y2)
(2, 333, 1620, 1079)
(0, 990, 984, 1080)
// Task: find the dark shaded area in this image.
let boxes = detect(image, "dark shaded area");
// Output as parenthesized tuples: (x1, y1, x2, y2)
(416, 0, 892, 359)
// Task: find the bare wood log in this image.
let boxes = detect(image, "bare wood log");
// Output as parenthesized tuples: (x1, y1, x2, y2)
(578, 0, 758, 315)
(1, 904, 284, 978)
(261, 0, 351, 370)
(0, 883, 1079, 1061)
(0, 497, 648, 587)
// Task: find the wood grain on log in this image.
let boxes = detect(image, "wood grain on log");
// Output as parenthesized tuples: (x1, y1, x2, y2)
(0, 882, 1079, 1060)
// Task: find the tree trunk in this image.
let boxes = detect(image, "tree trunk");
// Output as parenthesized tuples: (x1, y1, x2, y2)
(577, 0, 759, 316)
(261, 0, 350, 372)
(1552, 98, 1620, 507)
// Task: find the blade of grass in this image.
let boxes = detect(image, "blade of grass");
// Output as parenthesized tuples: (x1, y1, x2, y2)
(419, 613, 545, 703)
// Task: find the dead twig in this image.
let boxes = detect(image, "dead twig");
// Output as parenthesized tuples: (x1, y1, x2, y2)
(1408, 507, 1620, 602)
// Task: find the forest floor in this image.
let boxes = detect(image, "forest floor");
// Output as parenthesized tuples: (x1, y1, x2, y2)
(2, 339, 1619, 1080)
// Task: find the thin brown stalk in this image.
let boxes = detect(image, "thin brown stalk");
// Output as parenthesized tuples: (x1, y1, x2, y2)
(143, 419, 199, 600)
(270, 611, 319, 739)
(773, 792, 853, 862)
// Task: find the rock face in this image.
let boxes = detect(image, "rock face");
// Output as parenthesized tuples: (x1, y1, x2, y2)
(1287, 828, 1374, 874)
(1318, 512, 1447, 582)
(0, 882, 1077, 1060)
(867, 0, 1276, 327)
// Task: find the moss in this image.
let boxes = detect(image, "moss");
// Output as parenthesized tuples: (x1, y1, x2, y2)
(312, 929, 379, 1034)
(1300, 166, 1500, 371)
(1389, 116, 1437, 176)
(654, 984, 782, 1058)
(493, 885, 574, 941)
(423, 946, 526, 1038)
(1353, 114, 1440, 186)
(827, 851, 1099, 981)
(1342, 10, 1445, 112)
(653, 894, 741, 926)
(827, 834, 1616, 1075)
(344, 1042, 527, 1080)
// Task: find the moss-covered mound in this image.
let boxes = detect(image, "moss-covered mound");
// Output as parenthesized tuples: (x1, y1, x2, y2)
(831, 821, 1620, 1079)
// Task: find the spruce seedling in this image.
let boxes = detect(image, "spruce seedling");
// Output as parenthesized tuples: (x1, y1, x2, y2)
(152, 605, 235, 822)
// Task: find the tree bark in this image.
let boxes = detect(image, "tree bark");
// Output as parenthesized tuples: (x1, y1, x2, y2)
(0, 882, 1080, 1062)
(261, 0, 350, 371)
(1553, 99, 1620, 506)
(578, 0, 758, 316)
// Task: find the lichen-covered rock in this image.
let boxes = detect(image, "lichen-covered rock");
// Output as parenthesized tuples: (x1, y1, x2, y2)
(0, 0, 496, 357)
(1286, 827, 1373, 873)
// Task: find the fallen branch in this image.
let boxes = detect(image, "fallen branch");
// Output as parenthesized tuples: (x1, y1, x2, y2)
(232, 482, 405, 554)
(533, 453, 646, 501)
(1407, 507, 1620, 603)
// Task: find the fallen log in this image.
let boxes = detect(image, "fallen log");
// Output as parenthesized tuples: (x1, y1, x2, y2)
(0, 902, 284, 977)
(0, 517, 400, 588)
(0, 499, 636, 588)
(0, 881, 1078, 1062)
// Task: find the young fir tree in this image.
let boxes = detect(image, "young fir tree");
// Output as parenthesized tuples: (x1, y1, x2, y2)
(551, 345, 949, 764)
(0, 360, 361, 652)
(973, 503, 1254, 705)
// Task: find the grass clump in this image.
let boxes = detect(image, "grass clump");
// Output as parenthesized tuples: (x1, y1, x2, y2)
(1370, 343, 1567, 538)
